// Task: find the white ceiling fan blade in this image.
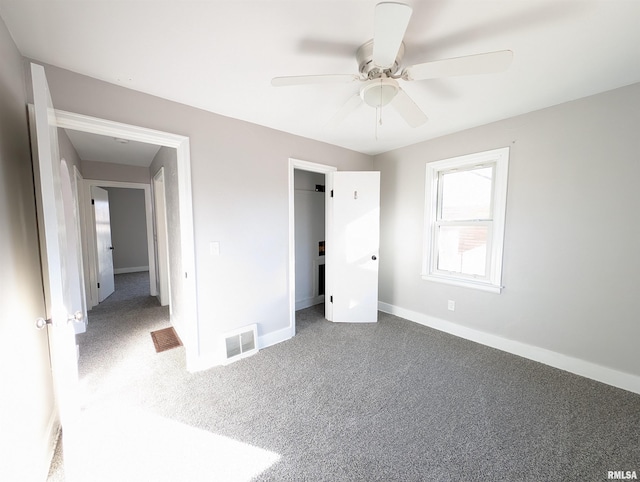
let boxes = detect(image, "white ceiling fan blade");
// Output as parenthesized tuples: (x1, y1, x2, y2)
(391, 88, 427, 127)
(271, 74, 360, 87)
(326, 93, 363, 128)
(403, 50, 514, 81)
(373, 2, 413, 69)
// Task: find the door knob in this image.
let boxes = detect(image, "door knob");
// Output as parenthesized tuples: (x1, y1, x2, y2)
(371, 255, 377, 260)
(35, 311, 83, 330)
(69, 311, 84, 323)
(35, 317, 51, 330)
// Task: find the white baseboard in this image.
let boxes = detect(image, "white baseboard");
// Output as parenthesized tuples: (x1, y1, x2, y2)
(187, 325, 293, 373)
(40, 408, 60, 481)
(379, 302, 640, 395)
(186, 350, 218, 373)
(114, 266, 149, 274)
(295, 296, 324, 311)
(259, 325, 293, 350)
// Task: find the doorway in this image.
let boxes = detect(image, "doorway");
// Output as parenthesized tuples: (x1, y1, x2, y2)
(293, 169, 326, 312)
(288, 158, 336, 337)
(288, 159, 382, 332)
(82, 180, 156, 310)
(54, 109, 198, 367)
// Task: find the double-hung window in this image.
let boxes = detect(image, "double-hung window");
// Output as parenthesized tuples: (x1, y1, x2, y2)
(423, 147, 509, 293)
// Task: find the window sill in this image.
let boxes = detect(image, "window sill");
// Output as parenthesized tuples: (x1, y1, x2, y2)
(421, 274, 503, 294)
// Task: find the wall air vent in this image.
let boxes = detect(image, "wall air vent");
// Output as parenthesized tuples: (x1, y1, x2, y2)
(222, 324, 258, 365)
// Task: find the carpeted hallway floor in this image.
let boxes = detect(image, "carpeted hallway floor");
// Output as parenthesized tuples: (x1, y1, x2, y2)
(48, 272, 640, 481)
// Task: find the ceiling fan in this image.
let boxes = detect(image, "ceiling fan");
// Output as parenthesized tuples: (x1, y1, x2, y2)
(271, 2, 513, 128)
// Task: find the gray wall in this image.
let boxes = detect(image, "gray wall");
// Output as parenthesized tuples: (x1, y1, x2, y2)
(37, 55, 639, 382)
(294, 170, 326, 308)
(58, 127, 82, 174)
(373, 82, 640, 378)
(82, 159, 151, 183)
(0, 18, 56, 481)
(105, 187, 149, 272)
(40, 62, 373, 357)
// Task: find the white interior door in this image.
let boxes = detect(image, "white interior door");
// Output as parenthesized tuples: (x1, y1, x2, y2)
(327, 171, 380, 323)
(91, 186, 115, 302)
(153, 168, 171, 306)
(70, 167, 88, 334)
(29, 62, 83, 478)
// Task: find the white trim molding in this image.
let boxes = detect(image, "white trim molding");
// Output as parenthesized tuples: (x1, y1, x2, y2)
(379, 302, 640, 395)
(114, 266, 149, 274)
(423, 147, 509, 293)
(82, 179, 156, 307)
(288, 158, 336, 338)
(39, 409, 60, 482)
(53, 109, 199, 370)
(187, 326, 293, 373)
(259, 326, 294, 351)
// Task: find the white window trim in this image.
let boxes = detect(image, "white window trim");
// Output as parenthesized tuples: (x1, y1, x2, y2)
(422, 147, 509, 293)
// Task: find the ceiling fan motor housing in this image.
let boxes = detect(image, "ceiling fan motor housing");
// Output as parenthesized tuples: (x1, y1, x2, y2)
(356, 39, 405, 79)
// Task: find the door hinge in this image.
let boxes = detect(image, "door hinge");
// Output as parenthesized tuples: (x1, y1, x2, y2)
(330, 295, 333, 303)
(97, 282, 100, 288)
(91, 199, 95, 205)
(330, 190, 334, 198)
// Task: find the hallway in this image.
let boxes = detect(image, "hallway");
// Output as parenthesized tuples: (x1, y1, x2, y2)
(77, 271, 176, 397)
(48, 272, 182, 480)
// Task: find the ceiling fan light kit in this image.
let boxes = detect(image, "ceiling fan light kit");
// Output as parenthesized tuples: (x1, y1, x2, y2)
(361, 78, 399, 108)
(272, 2, 513, 130)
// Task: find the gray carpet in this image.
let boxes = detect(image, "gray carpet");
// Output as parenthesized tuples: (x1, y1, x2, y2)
(49, 272, 640, 481)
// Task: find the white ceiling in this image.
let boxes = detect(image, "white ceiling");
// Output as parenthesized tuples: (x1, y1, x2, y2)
(65, 129, 161, 167)
(2, 0, 640, 156)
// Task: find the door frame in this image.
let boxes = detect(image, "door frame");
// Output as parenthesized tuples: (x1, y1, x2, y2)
(84, 181, 154, 308)
(71, 165, 89, 333)
(288, 158, 336, 336)
(54, 109, 200, 368)
(152, 167, 171, 307)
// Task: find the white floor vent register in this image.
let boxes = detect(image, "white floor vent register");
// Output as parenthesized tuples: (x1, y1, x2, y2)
(222, 324, 258, 364)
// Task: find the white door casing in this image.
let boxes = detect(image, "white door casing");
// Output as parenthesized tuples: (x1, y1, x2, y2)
(52, 107, 199, 370)
(82, 180, 157, 310)
(288, 159, 336, 336)
(71, 166, 88, 333)
(328, 171, 380, 323)
(91, 186, 115, 302)
(287, 160, 381, 334)
(153, 168, 171, 307)
(29, 62, 82, 478)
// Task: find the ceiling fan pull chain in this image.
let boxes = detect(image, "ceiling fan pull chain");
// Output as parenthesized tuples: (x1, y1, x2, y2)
(379, 79, 384, 126)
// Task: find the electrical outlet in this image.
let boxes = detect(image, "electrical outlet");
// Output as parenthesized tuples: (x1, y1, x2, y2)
(210, 242, 220, 256)
(447, 300, 455, 311)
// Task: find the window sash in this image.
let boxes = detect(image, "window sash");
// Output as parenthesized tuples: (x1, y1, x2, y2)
(422, 147, 509, 293)
(436, 165, 495, 222)
(432, 220, 493, 281)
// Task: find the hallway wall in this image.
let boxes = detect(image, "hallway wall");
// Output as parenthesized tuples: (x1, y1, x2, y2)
(106, 187, 149, 273)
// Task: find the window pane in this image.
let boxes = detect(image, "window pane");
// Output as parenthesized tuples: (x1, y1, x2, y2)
(440, 167, 493, 221)
(437, 225, 488, 276)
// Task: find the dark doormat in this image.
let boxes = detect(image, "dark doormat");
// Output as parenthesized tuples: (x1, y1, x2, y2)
(150, 326, 183, 353)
